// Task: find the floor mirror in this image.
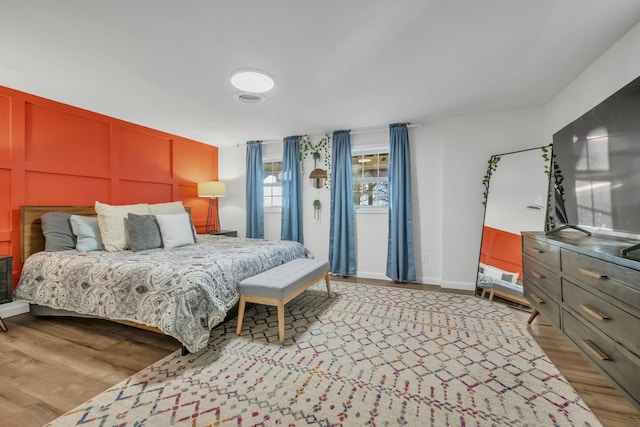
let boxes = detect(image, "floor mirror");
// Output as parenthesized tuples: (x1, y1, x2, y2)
(477, 146, 552, 307)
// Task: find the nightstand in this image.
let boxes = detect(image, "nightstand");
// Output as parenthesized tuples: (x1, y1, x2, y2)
(0, 255, 11, 333)
(210, 230, 237, 237)
(0, 255, 12, 304)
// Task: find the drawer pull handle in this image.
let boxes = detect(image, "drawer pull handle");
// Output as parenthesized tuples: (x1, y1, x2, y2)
(530, 293, 544, 304)
(532, 247, 545, 254)
(531, 271, 545, 279)
(578, 268, 608, 280)
(582, 339, 611, 361)
(580, 304, 609, 321)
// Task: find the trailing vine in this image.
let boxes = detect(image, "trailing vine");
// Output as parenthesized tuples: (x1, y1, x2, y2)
(541, 145, 551, 179)
(548, 150, 568, 230)
(300, 134, 331, 189)
(541, 145, 554, 230)
(482, 155, 501, 206)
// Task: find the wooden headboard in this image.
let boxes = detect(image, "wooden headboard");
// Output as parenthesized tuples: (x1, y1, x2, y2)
(21, 205, 192, 262)
(21, 206, 97, 262)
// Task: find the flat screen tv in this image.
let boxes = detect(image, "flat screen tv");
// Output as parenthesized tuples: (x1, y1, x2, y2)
(551, 75, 640, 252)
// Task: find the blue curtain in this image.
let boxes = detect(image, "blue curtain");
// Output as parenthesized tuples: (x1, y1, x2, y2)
(386, 123, 416, 282)
(245, 140, 264, 238)
(329, 130, 356, 275)
(281, 135, 304, 243)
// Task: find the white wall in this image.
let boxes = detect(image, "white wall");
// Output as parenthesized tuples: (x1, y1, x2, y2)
(544, 22, 640, 142)
(219, 108, 544, 290)
(439, 109, 545, 289)
(218, 144, 246, 235)
(218, 20, 640, 291)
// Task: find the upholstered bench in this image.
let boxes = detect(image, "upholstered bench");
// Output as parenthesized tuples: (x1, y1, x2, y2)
(236, 258, 331, 344)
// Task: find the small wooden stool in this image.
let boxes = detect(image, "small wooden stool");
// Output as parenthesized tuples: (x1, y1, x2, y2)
(236, 258, 331, 344)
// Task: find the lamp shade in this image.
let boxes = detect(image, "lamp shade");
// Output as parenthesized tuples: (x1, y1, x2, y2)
(197, 181, 226, 198)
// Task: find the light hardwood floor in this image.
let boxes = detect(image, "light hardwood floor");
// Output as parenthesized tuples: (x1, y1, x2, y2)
(1, 279, 638, 427)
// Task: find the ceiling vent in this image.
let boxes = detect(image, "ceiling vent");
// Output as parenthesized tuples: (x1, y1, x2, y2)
(234, 92, 265, 104)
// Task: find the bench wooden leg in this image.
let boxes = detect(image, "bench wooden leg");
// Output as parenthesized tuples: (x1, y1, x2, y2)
(325, 273, 331, 297)
(277, 300, 285, 344)
(236, 295, 246, 336)
(527, 308, 539, 325)
(488, 289, 495, 301)
(481, 289, 487, 298)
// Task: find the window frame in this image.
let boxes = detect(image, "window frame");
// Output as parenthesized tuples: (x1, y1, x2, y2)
(351, 147, 389, 213)
(263, 157, 283, 212)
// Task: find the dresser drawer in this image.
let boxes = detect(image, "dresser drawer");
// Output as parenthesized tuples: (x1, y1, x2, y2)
(523, 257, 561, 301)
(563, 309, 640, 406)
(523, 236, 561, 270)
(0, 261, 6, 275)
(561, 249, 640, 309)
(563, 279, 640, 357)
(523, 283, 561, 328)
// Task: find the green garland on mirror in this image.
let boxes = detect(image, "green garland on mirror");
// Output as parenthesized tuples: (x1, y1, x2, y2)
(541, 145, 554, 230)
(482, 155, 501, 206)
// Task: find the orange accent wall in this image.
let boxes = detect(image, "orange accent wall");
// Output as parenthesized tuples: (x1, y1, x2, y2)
(479, 225, 523, 279)
(0, 86, 218, 289)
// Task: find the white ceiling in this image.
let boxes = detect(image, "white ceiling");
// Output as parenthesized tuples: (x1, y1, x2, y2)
(2, 1, 640, 147)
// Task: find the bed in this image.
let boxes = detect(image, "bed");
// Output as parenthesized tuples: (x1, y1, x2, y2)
(14, 205, 311, 353)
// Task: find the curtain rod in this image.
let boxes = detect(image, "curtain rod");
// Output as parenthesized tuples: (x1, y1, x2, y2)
(236, 122, 422, 147)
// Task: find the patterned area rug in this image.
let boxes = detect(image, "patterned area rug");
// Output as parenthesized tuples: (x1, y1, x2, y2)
(47, 281, 601, 426)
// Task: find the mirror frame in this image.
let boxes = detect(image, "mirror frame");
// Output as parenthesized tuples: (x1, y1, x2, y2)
(476, 145, 552, 307)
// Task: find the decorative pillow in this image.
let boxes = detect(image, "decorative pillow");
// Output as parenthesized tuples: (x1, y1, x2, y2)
(95, 201, 150, 252)
(482, 264, 519, 284)
(41, 212, 77, 251)
(127, 213, 162, 251)
(69, 215, 104, 252)
(155, 213, 196, 249)
(148, 201, 186, 215)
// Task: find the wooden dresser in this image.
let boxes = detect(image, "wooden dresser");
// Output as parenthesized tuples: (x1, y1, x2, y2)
(522, 231, 640, 409)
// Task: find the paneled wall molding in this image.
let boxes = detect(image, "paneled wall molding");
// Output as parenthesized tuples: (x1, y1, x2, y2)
(0, 86, 219, 289)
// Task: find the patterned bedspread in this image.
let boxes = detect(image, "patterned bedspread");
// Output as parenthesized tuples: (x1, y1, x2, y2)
(15, 235, 311, 352)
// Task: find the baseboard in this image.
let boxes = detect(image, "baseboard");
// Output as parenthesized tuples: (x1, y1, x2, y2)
(440, 280, 476, 291)
(0, 300, 30, 318)
(355, 271, 389, 281)
(417, 276, 442, 286)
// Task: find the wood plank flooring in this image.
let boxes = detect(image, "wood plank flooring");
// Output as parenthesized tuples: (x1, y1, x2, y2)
(0, 279, 638, 427)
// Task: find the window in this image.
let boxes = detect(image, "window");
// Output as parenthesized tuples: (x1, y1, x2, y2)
(352, 151, 389, 207)
(263, 160, 282, 208)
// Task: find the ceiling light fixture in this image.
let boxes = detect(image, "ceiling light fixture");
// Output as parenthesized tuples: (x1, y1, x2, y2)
(230, 69, 274, 93)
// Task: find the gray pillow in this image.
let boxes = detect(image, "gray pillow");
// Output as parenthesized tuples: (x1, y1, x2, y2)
(127, 213, 162, 251)
(41, 212, 77, 251)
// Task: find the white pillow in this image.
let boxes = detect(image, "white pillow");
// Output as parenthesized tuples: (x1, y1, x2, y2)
(148, 201, 186, 215)
(482, 264, 519, 284)
(156, 213, 196, 249)
(95, 201, 150, 252)
(69, 215, 104, 252)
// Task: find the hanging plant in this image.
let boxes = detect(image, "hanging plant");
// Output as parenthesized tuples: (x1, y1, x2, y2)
(313, 199, 321, 221)
(300, 134, 331, 189)
(481, 155, 501, 206)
